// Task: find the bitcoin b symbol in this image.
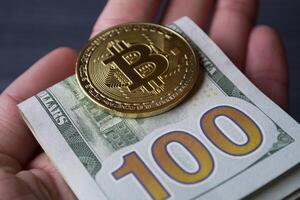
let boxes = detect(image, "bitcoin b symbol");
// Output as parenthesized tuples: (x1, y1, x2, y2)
(103, 41, 169, 93)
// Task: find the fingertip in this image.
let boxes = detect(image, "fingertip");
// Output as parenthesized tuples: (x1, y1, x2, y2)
(32, 47, 77, 71)
(251, 25, 280, 38)
(4, 46, 78, 102)
(46, 47, 78, 66)
(51, 47, 77, 57)
(161, 0, 214, 27)
(36, 46, 78, 76)
(91, 0, 161, 37)
(247, 25, 288, 77)
(250, 25, 285, 49)
(209, 0, 259, 68)
(246, 25, 289, 110)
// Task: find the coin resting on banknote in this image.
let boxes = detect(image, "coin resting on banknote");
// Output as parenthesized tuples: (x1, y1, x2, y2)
(19, 17, 300, 200)
(76, 23, 200, 118)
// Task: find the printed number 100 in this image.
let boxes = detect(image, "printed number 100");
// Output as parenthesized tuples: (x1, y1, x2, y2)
(112, 106, 263, 200)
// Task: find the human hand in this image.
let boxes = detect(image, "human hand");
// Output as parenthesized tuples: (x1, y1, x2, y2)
(0, 0, 288, 199)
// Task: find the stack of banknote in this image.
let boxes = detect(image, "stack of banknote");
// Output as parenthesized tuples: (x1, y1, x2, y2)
(18, 17, 300, 200)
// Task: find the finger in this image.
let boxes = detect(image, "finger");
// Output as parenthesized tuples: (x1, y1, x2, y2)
(28, 153, 77, 200)
(91, 0, 161, 37)
(209, 0, 258, 68)
(4, 48, 77, 102)
(0, 47, 77, 167)
(161, 0, 215, 27)
(245, 26, 289, 110)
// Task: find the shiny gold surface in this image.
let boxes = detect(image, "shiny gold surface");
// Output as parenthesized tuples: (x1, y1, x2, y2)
(76, 23, 200, 118)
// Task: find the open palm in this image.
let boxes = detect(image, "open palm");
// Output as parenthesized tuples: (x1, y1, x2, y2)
(0, 0, 288, 199)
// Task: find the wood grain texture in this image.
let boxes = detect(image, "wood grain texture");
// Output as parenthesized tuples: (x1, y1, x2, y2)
(0, 0, 299, 122)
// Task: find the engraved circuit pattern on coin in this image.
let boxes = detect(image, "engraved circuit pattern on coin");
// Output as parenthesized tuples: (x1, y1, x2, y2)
(76, 23, 200, 118)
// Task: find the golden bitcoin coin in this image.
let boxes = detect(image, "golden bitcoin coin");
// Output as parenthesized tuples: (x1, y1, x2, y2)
(76, 23, 200, 118)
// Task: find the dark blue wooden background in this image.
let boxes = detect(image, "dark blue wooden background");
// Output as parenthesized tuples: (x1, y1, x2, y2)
(0, 0, 299, 122)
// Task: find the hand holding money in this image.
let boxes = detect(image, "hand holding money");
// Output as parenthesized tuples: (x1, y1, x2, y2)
(0, 1, 292, 200)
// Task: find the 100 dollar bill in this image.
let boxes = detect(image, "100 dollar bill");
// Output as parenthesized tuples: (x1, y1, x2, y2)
(19, 17, 300, 200)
